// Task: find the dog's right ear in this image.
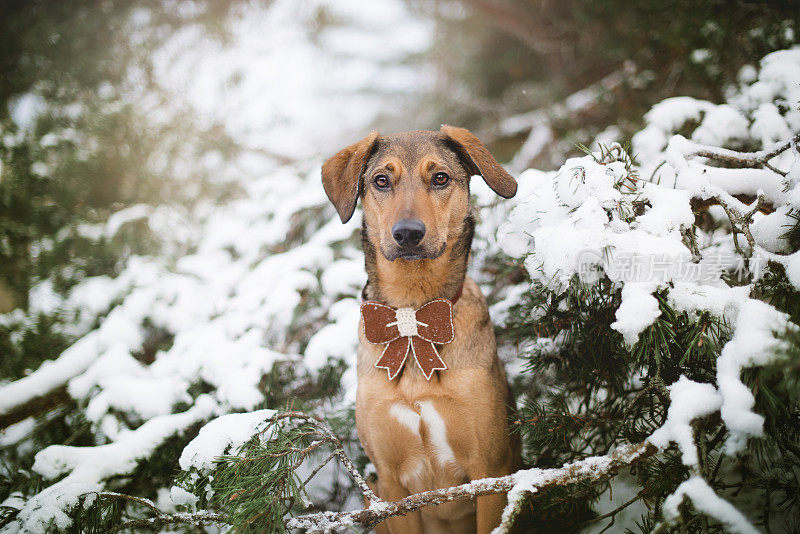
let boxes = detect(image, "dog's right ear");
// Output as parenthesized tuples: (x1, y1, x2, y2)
(321, 130, 379, 223)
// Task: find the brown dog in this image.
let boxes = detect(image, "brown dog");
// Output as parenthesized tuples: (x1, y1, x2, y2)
(322, 126, 521, 533)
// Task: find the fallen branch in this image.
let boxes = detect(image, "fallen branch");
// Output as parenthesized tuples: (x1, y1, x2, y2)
(286, 441, 658, 533)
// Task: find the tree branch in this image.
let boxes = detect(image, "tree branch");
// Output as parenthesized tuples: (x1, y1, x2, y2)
(94, 492, 227, 534)
(681, 132, 800, 179)
(269, 412, 381, 505)
(286, 441, 658, 533)
(687, 132, 800, 170)
(106, 511, 227, 533)
(0, 386, 70, 430)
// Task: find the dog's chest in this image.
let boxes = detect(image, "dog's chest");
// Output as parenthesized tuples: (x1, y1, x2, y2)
(389, 400, 457, 468)
(380, 395, 469, 492)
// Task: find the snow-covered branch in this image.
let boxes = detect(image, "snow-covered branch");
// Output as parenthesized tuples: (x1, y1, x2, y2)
(287, 441, 657, 533)
(95, 493, 227, 534)
(0, 386, 69, 430)
(4, 396, 218, 532)
(684, 132, 800, 176)
(106, 510, 227, 533)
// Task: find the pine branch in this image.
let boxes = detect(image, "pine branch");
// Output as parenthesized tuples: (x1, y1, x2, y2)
(106, 511, 227, 533)
(73, 491, 228, 533)
(269, 412, 380, 504)
(287, 441, 657, 533)
(578, 487, 648, 531)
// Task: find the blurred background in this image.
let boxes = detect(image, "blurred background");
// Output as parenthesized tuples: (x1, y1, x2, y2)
(2, 0, 798, 317)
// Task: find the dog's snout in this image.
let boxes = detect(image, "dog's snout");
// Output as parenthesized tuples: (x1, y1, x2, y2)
(392, 219, 426, 247)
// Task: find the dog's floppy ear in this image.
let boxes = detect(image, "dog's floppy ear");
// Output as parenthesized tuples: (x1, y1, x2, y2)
(440, 125, 517, 198)
(321, 130, 379, 223)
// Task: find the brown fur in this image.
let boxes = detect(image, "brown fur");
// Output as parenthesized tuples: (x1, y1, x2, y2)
(323, 126, 521, 534)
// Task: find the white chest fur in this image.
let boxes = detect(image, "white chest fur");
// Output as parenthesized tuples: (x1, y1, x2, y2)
(389, 401, 457, 467)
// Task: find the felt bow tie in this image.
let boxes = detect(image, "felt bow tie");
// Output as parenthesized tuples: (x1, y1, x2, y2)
(361, 297, 457, 380)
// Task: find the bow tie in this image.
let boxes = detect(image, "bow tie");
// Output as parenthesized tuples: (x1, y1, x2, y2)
(361, 295, 459, 380)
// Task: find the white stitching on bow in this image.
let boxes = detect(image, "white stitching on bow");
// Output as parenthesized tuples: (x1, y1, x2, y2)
(386, 307, 428, 337)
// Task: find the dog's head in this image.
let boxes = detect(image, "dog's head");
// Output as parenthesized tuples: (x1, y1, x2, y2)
(322, 126, 517, 262)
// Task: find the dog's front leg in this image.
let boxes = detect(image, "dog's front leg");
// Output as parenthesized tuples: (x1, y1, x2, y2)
(470, 453, 518, 534)
(477, 492, 507, 534)
(376, 475, 424, 534)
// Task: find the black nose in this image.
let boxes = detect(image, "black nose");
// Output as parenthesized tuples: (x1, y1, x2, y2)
(392, 219, 426, 247)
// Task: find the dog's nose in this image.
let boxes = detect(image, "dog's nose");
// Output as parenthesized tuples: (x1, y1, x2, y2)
(392, 219, 426, 247)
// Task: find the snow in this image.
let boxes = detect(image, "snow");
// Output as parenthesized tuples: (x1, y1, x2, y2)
(152, 0, 432, 159)
(0, 417, 37, 459)
(0, 325, 141, 417)
(6, 396, 216, 532)
(494, 45, 800, 531)
(9, 94, 47, 131)
(0, 1, 436, 527)
(610, 282, 662, 346)
(304, 298, 362, 401)
(500, 148, 697, 344)
(717, 299, 791, 455)
(668, 283, 750, 321)
(751, 103, 792, 147)
(179, 409, 276, 474)
(690, 105, 750, 147)
(672, 156, 786, 206)
(662, 477, 758, 534)
(321, 258, 367, 297)
(785, 251, 800, 290)
(102, 204, 152, 238)
(751, 206, 796, 253)
(649, 376, 722, 467)
(633, 96, 715, 170)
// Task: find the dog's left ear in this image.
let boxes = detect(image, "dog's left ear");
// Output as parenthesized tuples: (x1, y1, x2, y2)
(440, 125, 517, 198)
(321, 130, 379, 223)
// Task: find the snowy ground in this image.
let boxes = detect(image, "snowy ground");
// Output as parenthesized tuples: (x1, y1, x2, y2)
(1, 4, 799, 529)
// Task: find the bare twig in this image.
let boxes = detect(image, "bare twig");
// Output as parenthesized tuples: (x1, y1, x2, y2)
(686, 132, 800, 172)
(716, 194, 766, 258)
(581, 487, 649, 532)
(303, 451, 338, 487)
(96, 492, 163, 516)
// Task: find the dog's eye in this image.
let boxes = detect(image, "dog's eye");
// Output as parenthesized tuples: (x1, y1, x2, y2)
(432, 172, 450, 187)
(373, 174, 390, 190)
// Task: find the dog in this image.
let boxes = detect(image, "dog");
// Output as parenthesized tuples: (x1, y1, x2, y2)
(322, 126, 521, 533)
